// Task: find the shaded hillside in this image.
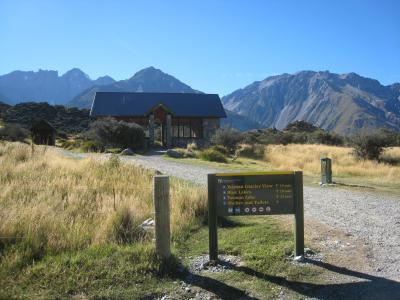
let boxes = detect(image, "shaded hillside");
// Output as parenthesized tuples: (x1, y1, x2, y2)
(3, 102, 90, 134)
(0, 93, 11, 105)
(222, 110, 263, 131)
(223, 71, 400, 135)
(0, 101, 11, 117)
(68, 67, 200, 108)
(0, 68, 115, 105)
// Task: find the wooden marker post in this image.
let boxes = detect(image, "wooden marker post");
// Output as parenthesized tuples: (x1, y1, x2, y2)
(294, 171, 304, 256)
(208, 174, 218, 261)
(153, 175, 171, 258)
(320, 157, 332, 184)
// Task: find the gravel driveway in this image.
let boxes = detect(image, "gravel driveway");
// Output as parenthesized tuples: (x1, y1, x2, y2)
(59, 149, 400, 283)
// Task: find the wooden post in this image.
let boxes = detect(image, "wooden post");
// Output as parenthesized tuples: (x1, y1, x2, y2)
(320, 157, 332, 184)
(208, 174, 218, 261)
(153, 175, 171, 258)
(294, 171, 304, 256)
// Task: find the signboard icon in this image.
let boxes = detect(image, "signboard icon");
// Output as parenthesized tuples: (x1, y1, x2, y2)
(244, 207, 250, 213)
(259, 207, 264, 212)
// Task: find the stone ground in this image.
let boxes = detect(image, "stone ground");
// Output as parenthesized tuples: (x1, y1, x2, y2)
(58, 149, 400, 299)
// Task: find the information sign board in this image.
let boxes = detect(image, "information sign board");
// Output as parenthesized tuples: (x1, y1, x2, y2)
(207, 171, 304, 261)
(215, 172, 295, 216)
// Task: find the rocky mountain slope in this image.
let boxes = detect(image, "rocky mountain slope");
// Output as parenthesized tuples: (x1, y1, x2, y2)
(222, 110, 262, 131)
(222, 71, 400, 135)
(0, 68, 114, 105)
(68, 67, 199, 108)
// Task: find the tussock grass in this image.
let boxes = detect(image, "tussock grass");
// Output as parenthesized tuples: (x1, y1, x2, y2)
(264, 144, 400, 186)
(0, 142, 206, 273)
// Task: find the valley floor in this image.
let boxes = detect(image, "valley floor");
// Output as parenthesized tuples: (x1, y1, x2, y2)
(57, 148, 400, 298)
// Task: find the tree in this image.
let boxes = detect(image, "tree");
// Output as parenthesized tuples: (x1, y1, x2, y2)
(0, 123, 29, 142)
(85, 118, 145, 150)
(211, 128, 242, 153)
(351, 131, 391, 161)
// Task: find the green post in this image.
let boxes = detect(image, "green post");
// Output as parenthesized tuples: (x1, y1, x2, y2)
(294, 171, 304, 256)
(208, 174, 218, 261)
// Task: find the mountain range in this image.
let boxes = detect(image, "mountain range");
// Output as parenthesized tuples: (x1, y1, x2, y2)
(0, 67, 399, 134)
(0, 68, 115, 105)
(223, 71, 400, 135)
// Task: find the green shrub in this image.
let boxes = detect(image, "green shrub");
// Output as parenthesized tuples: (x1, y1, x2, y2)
(108, 207, 145, 244)
(211, 128, 242, 153)
(312, 130, 344, 146)
(105, 148, 123, 154)
(284, 120, 319, 132)
(235, 144, 265, 159)
(210, 145, 230, 156)
(199, 149, 228, 163)
(85, 118, 145, 150)
(242, 126, 345, 146)
(174, 148, 196, 158)
(81, 140, 104, 152)
(0, 123, 29, 142)
(58, 139, 81, 150)
(351, 132, 391, 160)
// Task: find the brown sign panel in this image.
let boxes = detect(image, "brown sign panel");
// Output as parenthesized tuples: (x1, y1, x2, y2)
(214, 172, 295, 216)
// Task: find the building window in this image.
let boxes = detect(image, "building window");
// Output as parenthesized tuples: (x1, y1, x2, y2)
(172, 118, 203, 138)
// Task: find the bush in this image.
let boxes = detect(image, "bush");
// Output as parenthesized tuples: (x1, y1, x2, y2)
(235, 144, 265, 159)
(81, 140, 104, 152)
(351, 132, 391, 160)
(0, 123, 30, 142)
(241, 124, 346, 147)
(312, 130, 344, 146)
(85, 118, 145, 150)
(211, 128, 242, 153)
(58, 138, 81, 150)
(209, 145, 230, 156)
(284, 120, 319, 133)
(199, 149, 228, 163)
(108, 207, 145, 244)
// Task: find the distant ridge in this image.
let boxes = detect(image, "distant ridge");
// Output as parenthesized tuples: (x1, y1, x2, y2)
(68, 67, 200, 108)
(0, 68, 115, 105)
(222, 71, 400, 135)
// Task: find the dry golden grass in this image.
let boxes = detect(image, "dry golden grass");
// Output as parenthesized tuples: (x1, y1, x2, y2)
(0, 142, 206, 261)
(264, 144, 400, 187)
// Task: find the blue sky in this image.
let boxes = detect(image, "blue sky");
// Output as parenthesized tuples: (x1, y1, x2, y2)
(0, 0, 399, 96)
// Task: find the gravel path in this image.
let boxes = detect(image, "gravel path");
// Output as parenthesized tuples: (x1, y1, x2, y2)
(58, 149, 400, 283)
(305, 186, 400, 281)
(118, 151, 226, 185)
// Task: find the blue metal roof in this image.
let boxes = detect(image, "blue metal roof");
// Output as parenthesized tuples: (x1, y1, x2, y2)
(90, 92, 227, 118)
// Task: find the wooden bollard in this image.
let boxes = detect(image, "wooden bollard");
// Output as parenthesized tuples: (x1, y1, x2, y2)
(153, 175, 171, 258)
(320, 157, 332, 184)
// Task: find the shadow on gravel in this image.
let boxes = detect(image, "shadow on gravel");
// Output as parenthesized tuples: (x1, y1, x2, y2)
(178, 258, 400, 299)
(218, 259, 400, 299)
(182, 272, 258, 300)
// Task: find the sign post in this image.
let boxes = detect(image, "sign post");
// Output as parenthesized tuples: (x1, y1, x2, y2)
(207, 171, 304, 261)
(294, 171, 304, 256)
(208, 174, 218, 261)
(153, 175, 171, 259)
(320, 157, 332, 184)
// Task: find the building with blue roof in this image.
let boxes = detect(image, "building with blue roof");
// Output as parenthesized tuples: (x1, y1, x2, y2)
(90, 92, 226, 148)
